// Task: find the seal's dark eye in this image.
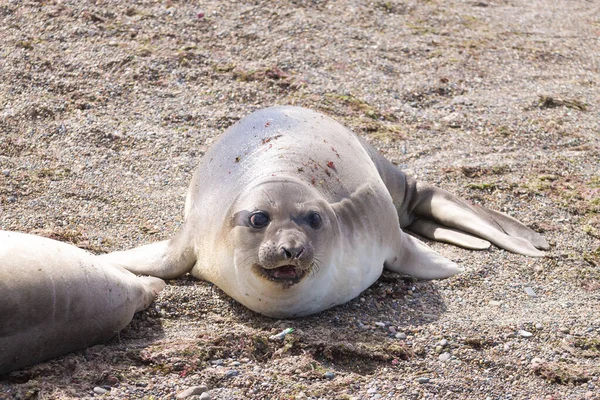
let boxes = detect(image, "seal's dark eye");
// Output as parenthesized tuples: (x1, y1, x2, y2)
(249, 212, 270, 229)
(307, 212, 322, 230)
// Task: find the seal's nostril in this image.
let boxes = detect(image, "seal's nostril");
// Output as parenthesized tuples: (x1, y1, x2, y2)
(281, 247, 293, 259)
(281, 246, 305, 259)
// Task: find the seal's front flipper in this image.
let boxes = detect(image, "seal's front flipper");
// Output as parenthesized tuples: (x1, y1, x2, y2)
(99, 231, 196, 280)
(409, 219, 491, 250)
(385, 232, 463, 279)
(409, 182, 548, 257)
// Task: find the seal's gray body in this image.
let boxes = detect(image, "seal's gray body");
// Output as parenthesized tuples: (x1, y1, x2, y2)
(103, 106, 548, 318)
(0, 231, 165, 374)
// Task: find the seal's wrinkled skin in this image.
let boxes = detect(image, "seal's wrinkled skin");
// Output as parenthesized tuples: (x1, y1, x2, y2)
(0, 231, 165, 375)
(102, 106, 548, 318)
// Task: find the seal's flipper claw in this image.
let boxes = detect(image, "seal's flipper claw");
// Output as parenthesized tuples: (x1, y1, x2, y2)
(408, 219, 491, 250)
(412, 183, 546, 257)
(385, 232, 464, 279)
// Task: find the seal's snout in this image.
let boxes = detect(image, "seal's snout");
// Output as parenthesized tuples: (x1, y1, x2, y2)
(256, 236, 315, 286)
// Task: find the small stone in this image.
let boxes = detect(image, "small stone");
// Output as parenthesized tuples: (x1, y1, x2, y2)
(1, 170, 9, 177)
(416, 377, 430, 384)
(524, 287, 537, 297)
(199, 393, 211, 400)
(535, 323, 543, 330)
(439, 352, 451, 362)
(438, 339, 448, 347)
(367, 388, 377, 394)
(176, 385, 209, 399)
(518, 330, 533, 338)
(559, 327, 570, 334)
(374, 322, 386, 328)
(93, 387, 107, 395)
(323, 371, 335, 380)
(395, 332, 407, 340)
(489, 300, 502, 307)
(225, 369, 239, 378)
(530, 357, 545, 368)
(435, 345, 443, 353)
(7, 196, 16, 203)
(173, 361, 185, 371)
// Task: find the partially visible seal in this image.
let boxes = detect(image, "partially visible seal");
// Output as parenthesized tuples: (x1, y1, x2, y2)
(0, 231, 165, 374)
(102, 106, 548, 318)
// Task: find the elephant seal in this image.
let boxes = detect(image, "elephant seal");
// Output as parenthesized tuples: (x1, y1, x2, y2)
(102, 106, 548, 318)
(0, 231, 165, 374)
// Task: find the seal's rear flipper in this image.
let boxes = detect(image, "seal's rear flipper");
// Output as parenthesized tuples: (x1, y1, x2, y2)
(100, 231, 196, 280)
(385, 232, 463, 279)
(409, 219, 491, 250)
(409, 182, 548, 257)
(359, 137, 548, 257)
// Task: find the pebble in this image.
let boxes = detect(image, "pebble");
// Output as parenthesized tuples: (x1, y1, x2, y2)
(416, 377, 431, 384)
(367, 388, 377, 394)
(93, 387, 107, 395)
(7, 196, 16, 203)
(535, 323, 543, 330)
(518, 330, 533, 338)
(1, 170, 9, 177)
(176, 385, 208, 399)
(439, 352, 451, 362)
(530, 357, 545, 368)
(524, 287, 537, 297)
(559, 327, 570, 334)
(199, 393, 211, 400)
(488, 300, 502, 306)
(438, 339, 448, 347)
(395, 332, 407, 340)
(225, 369, 239, 378)
(323, 371, 335, 380)
(375, 322, 386, 328)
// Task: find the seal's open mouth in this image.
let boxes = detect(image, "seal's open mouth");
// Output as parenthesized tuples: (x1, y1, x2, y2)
(254, 264, 308, 285)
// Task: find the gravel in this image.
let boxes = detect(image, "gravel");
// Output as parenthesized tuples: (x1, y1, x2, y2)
(0, 0, 599, 399)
